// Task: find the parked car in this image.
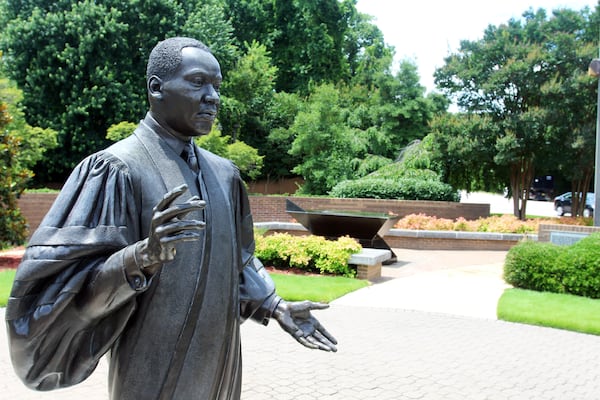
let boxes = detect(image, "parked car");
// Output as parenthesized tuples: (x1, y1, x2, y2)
(554, 192, 595, 217)
(529, 175, 554, 201)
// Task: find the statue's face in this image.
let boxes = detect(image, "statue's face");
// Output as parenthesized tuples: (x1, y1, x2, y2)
(156, 47, 222, 137)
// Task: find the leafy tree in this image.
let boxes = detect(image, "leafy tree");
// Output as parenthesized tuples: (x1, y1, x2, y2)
(427, 113, 505, 194)
(264, 91, 305, 179)
(0, 74, 58, 170)
(219, 41, 277, 147)
(194, 126, 264, 181)
(0, 70, 56, 245)
(106, 121, 138, 142)
(0, 102, 29, 246)
(180, 0, 240, 74)
(288, 84, 366, 194)
(0, 0, 427, 189)
(106, 120, 263, 181)
(0, 1, 182, 181)
(434, 7, 597, 219)
(340, 1, 392, 86)
(540, 8, 598, 216)
(0, 0, 242, 183)
(374, 60, 446, 158)
(225, 141, 264, 181)
(270, 0, 347, 93)
(226, 0, 373, 94)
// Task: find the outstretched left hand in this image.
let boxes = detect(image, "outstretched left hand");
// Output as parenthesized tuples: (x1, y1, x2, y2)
(272, 300, 338, 352)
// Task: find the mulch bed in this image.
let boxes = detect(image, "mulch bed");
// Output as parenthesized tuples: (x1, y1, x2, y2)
(264, 266, 321, 276)
(0, 246, 25, 270)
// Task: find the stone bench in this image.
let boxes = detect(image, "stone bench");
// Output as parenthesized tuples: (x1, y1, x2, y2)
(349, 248, 392, 280)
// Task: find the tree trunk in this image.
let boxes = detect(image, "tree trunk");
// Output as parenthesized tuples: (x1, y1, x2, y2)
(571, 166, 593, 217)
(510, 158, 535, 220)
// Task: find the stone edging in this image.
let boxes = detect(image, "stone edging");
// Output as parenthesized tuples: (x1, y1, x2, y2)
(254, 222, 535, 250)
(387, 229, 537, 242)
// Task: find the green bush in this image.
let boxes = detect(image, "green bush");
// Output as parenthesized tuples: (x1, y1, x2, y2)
(559, 234, 600, 298)
(255, 233, 362, 277)
(330, 177, 460, 202)
(504, 240, 565, 293)
(0, 104, 30, 247)
(504, 233, 600, 299)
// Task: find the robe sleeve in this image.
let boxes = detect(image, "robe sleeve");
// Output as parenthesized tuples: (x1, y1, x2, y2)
(5, 152, 149, 391)
(235, 168, 281, 325)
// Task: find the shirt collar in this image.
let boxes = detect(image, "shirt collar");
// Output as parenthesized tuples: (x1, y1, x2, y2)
(142, 112, 191, 156)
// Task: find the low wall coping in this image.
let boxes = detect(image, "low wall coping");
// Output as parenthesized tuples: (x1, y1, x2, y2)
(348, 248, 392, 266)
(253, 222, 536, 242)
(254, 222, 308, 232)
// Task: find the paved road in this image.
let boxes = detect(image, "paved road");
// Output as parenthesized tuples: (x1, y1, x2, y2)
(460, 191, 556, 217)
(3, 250, 600, 399)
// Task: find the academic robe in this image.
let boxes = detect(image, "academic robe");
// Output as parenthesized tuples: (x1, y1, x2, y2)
(5, 114, 279, 399)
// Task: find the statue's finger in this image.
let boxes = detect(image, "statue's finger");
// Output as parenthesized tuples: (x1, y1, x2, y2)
(313, 331, 338, 352)
(154, 201, 205, 225)
(306, 333, 337, 352)
(159, 230, 204, 245)
(287, 300, 313, 312)
(307, 302, 329, 311)
(315, 323, 338, 345)
(155, 184, 188, 211)
(296, 336, 319, 350)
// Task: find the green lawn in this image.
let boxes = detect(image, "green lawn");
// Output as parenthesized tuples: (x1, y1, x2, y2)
(0, 269, 16, 307)
(498, 288, 600, 336)
(0, 269, 367, 308)
(270, 273, 369, 303)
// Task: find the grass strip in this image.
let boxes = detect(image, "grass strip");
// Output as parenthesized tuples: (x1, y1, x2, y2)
(269, 273, 369, 303)
(0, 269, 366, 308)
(0, 269, 16, 307)
(498, 288, 600, 336)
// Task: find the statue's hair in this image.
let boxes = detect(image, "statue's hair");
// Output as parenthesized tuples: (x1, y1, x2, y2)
(146, 37, 211, 81)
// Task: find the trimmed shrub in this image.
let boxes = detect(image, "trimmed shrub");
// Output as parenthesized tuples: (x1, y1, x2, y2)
(504, 233, 600, 299)
(559, 234, 600, 298)
(504, 240, 565, 293)
(255, 233, 362, 277)
(330, 177, 459, 202)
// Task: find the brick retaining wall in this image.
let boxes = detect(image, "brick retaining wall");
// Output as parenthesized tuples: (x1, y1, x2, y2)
(17, 193, 58, 237)
(537, 223, 600, 242)
(248, 196, 489, 223)
(18, 193, 490, 239)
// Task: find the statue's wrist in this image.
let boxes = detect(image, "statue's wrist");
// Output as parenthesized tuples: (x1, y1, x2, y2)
(272, 298, 286, 320)
(135, 240, 161, 276)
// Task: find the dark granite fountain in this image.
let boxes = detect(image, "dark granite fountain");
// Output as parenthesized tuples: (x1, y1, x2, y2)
(285, 200, 399, 263)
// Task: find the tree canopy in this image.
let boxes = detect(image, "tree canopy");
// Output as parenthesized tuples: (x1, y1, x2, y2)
(0, 0, 440, 192)
(433, 6, 598, 218)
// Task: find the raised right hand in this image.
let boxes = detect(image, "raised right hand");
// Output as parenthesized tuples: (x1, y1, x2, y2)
(137, 184, 205, 273)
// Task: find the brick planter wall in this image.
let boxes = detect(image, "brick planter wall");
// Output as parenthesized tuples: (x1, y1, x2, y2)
(17, 193, 58, 237)
(537, 224, 600, 243)
(248, 196, 489, 223)
(384, 230, 530, 251)
(255, 223, 531, 251)
(19, 193, 490, 237)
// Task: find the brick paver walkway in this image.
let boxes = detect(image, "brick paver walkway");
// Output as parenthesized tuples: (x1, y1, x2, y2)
(2, 250, 600, 399)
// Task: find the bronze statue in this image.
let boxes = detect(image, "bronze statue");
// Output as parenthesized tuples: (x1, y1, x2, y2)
(5, 37, 336, 400)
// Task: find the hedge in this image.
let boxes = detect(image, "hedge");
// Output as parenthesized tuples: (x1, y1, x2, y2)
(329, 177, 460, 202)
(504, 233, 600, 298)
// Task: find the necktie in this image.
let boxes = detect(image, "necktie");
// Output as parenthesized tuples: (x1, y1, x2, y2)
(182, 142, 199, 173)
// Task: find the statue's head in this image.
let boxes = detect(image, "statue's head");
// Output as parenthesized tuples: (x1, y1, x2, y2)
(147, 37, 222, 138)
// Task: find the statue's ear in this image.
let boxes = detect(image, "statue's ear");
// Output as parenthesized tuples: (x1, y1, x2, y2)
(148, 76, 163, 100)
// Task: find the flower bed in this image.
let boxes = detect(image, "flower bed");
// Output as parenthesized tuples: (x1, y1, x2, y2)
(393, 213, 590, 234)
